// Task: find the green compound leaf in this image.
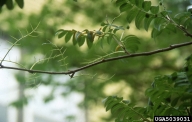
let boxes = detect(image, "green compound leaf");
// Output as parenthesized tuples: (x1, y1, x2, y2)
(135, 10, 145, 29)
(119, 3, 133, 13)
(126, 7, 139, 23)
(142, 1, 151, 11)
(150, 6, 159, 14)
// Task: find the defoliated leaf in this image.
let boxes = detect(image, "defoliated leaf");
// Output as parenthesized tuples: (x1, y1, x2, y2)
(15, 0, 24, 8)
(6, 0, 13, 10)
(135, 0, 144, 8)
(126, 7, 139, 23)
(144, 16, 154, 31)
(142, 1, 151, 11)
(65, 32, 73, 43)
(135, 10, 145, 29)
(150, 6, 159, 14)
(119, 3, 133, 12)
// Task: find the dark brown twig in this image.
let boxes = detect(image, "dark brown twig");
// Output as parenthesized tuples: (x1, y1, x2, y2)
(1, 40, 192, 75)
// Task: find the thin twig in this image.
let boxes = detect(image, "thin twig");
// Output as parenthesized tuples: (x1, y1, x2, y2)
(0, 22, 40, 65)
(1, 40, 192, 75)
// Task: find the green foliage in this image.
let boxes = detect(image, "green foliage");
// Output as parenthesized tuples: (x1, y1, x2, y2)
(1, 0, 192, 121)
(104, 55, 192, 121)
(0, 0, 24, 11)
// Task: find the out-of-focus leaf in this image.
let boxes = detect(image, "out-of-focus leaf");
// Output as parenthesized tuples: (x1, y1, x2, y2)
(16, 0, 24, 8)
(107, 34, 113, 44)
(6, 0, 13, 10)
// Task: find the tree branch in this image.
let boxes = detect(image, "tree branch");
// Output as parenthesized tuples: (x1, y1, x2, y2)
(0, 41, 192, 75)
